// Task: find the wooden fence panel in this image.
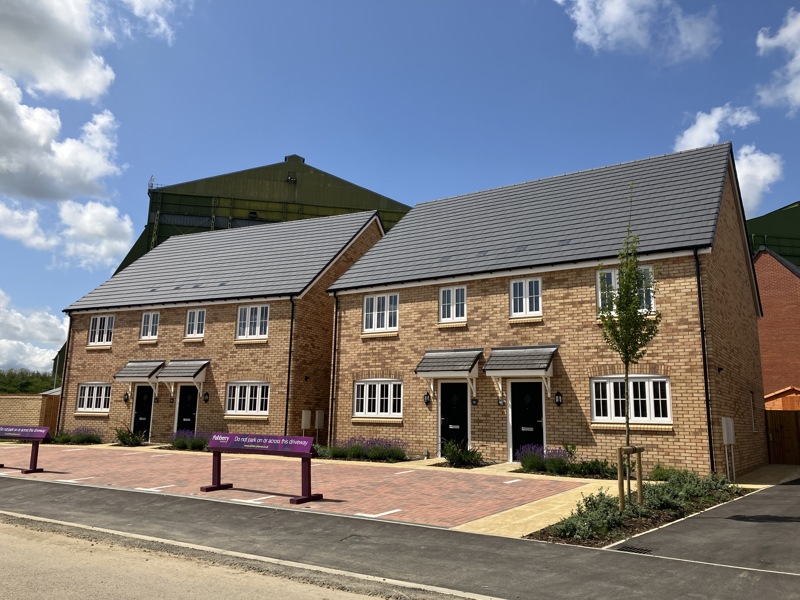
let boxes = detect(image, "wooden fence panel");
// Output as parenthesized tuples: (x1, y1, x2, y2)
(766, 410, 800, 465)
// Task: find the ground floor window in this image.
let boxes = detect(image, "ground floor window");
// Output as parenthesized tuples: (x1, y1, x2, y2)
(591, 376, 671, 423)
(354, 380, 402, 417)
(226, 382, 269, 415)
(77, 383, 111, 412)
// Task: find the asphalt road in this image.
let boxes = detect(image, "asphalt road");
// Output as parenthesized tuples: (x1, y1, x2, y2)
(1, 476, 799, 599)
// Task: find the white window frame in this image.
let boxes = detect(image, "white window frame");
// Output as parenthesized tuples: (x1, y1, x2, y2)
(185, 309, 206, 338)
(591, 376, 671, 424)
(510, 277, 542, 317)
(140, 312, 159, 340)
(439, 286, 466, 323)
(88, 315, 114, 346)
(236, 304, 269, 339)
(226, 382, 269, 415)
(596, 266, 655, 315)
(353, 380, 403, 418)
(76, 383, 111, 413)
(363, 293, 399, 333)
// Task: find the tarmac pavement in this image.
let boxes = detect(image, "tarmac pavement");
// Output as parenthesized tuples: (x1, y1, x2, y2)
(1, 442, 799, 599)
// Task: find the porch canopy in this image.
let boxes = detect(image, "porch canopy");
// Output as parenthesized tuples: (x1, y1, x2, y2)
(414, 348, 483, 397)
(483, 345, 558, 398)
(114, 360, 165, 395)
(156, 359, 210, 399)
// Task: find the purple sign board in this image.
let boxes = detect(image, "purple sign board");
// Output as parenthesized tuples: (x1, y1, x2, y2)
(0, 425, 49, 440)
(208, 433, 314, 455)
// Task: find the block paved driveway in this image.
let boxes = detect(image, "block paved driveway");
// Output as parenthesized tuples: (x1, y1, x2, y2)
(0, 443, 585, 529)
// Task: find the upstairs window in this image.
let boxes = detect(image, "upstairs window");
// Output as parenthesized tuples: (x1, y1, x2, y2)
(185, 309, 206, 338)
(237, 305, 269, 339)
(88, 315, 114, 345)
(597, 266, 655, 314)
(140, 312, 159, 340)
(363, 293, 398, 333)
(510, 278, 542, 317)
(354, 380, 403, 417)
(440, 286, 466, 323)
(77, 383, 111, 412)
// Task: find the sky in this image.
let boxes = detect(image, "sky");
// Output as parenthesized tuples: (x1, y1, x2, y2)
(0, 0, 799, 373)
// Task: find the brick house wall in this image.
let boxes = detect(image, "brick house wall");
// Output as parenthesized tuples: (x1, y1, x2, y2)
(701, 169, 768, 476)
(330, 169, 767, 476)
(0, 395, 46, 426)
(60, 219, 383, 444)
(754, 250, 800, 397)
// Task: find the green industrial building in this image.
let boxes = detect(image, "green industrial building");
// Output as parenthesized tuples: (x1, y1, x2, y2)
(747, 202, 800, 267)
(116, 154, 410, 272)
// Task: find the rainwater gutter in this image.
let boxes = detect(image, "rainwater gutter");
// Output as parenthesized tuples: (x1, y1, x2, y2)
(283, 297, 296, 436)
(694, 249, 715, 472)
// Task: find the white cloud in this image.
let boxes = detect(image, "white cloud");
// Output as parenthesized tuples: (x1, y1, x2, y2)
(0, 0, 115, 101)
(0, 288, 68, 372)
(735, 144, 783, 214)
(0, 201, 59, 250)
(673, 104, 759, 151)
(121, 0, 187, 45)
(0, 74, 121, 200)
(59, 200, 134, 269)
(553, 0, 720, 62)
(757, 8, 800, 113)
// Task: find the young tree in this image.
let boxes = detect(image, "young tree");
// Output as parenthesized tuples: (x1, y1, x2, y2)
(598, 190, 661, 503)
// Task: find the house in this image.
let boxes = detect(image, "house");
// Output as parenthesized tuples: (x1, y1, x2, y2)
(328, 143, 768, 476)
(753, 246, 800, 404)
(59, 211, 384, 444)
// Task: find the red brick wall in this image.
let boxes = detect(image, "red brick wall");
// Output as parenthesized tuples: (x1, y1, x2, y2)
(754, 251, 800, 396)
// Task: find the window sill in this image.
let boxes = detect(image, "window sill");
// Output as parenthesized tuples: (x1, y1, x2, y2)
(85, 345, 112, 351)
(351, 417, 403, 425)
(224, 415, 269, 421)
(361, 331, 399, 339)
(438, 321, 467, 329)
(596, 314, 658, 324)
(138, 339, 158, 346)
(183, 337, 205, 343)
(591, 423, 673, 432)
(234, 338, 269, 345)
(74, 412, 110, 418)
(509, 316, 543, 324)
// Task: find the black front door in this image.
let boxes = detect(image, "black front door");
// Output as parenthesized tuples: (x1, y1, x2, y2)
(132, 386, 153, 441)
(176, 386, 198, 433)
(440, 382, 469, 454)
(510, 381, 544, 458)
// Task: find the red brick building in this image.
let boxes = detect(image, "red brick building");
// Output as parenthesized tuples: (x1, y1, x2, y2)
(754, 247, 800, 402)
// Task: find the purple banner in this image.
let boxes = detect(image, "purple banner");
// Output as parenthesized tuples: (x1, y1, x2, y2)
(208, 433, 314, 455)
(0, 425, 49, 440)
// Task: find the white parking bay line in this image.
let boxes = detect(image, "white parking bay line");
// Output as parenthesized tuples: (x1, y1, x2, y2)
(355, 509, 402, 518)
(232, 495, 276, 504)
(394, 470, 415, 475)
(222, 458, 241, 462)
(55, 476, 96, 483)
(135, 485, 176, 492)
(63, 448, 91, 452)
(503, 479, 522, 484)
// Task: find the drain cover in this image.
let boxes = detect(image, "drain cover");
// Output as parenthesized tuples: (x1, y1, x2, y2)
(616, 545, 652, 555)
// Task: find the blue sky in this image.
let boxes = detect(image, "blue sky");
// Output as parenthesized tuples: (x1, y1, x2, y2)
(1, 0, 798, 372)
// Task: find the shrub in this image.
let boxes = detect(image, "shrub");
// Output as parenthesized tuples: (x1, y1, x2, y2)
(516, 444, 546, 472)
(115, 426, 147, 447)
(170, 430, 208, 451)
(569, 458, 618, 479)
(50, 427, 102, 445)
(441, 439, 484, 468)
(324, 437, 408, 462)
(650, 464, 682, 481)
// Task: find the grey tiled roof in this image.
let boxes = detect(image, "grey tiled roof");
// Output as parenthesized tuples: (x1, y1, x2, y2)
(66, 211, 379, 312)
(484, 346, 558, 373)
(157, 359, 210, 381)
(114, 360, 165, 380)
(331, 144, 733, 291)
(415, 349, 483, 374)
